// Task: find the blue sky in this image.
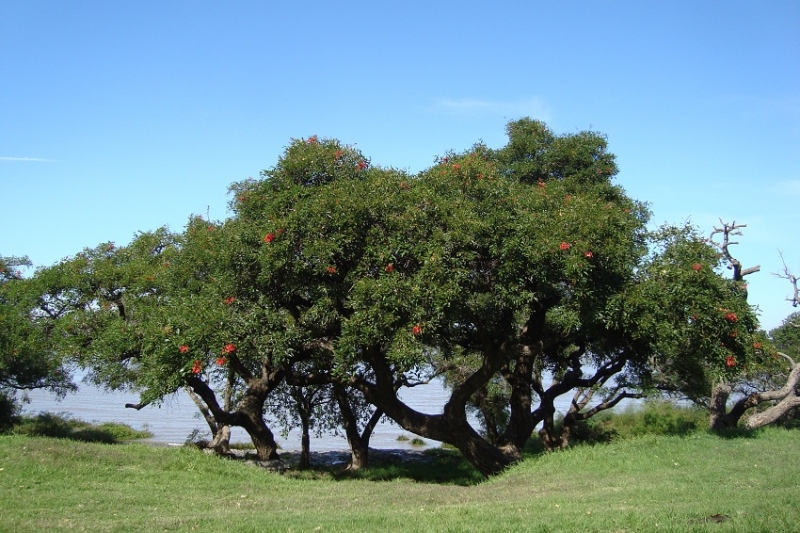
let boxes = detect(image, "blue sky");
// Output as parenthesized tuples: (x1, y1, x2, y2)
(2, 1, 798, 331)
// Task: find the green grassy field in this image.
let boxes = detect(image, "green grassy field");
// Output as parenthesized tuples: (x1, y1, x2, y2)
(1, 428, 798, 532)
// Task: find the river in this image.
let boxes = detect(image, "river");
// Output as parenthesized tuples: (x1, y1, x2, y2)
(21, 376, 610, 451)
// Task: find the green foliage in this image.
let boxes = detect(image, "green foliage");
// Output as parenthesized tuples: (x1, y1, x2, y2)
(17, 119, 771, 474)
(0, 255, 76, 405)
(770, 312, 800, 360)
(585, 402, 708, 442)
(9, 412, 152, 442)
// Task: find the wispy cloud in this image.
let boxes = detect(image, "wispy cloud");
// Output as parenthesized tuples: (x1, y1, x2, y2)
(435, 97, 551, 120)
(0, 156, 59, 162)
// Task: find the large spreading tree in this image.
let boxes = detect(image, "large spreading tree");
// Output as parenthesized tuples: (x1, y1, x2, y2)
(25, 119, 765, 475)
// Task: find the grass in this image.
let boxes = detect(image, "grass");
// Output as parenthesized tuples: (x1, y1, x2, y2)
(8, 412, 153, 443)
(1, 427, 799, 532)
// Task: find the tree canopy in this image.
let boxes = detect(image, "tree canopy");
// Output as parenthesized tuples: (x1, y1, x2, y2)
(15, 119, 768, 475)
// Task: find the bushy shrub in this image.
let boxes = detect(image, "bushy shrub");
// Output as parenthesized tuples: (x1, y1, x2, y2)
(0, 391, 21, 433)
(569, 401, 707, 445)
(11, 412, 151, 443)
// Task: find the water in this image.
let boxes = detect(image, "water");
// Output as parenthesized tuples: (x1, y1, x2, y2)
(21, 377, 474, 451)
(21, 376, 630, 451)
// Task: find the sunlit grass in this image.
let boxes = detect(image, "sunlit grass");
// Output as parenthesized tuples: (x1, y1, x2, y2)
(1, 427, 798, 531)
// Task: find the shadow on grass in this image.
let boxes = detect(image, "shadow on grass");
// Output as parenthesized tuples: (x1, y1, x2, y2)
(283, 448, 484, 486)
(711, 427, 759, 439)
(10, 412, 152, 444)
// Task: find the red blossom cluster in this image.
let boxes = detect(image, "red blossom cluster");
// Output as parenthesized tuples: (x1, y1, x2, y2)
(191, 360, 203, 374)
(411, 324, 422, 336)
(179, 345, 189, 353)
(224, 296, 235, 305)
(357, 160, 367, 170)
(308, 135, 318, 144)
(222, 343, 236, 355)
(452, 164, 461, 171)
(559, 242, 571, 251)
(753, 342, 763, 350)
(692, 263, 702, 272)
(326, 265, 337, 274)
(584, 251, 593, 258)
(385, 263, 394, 273)
(334, 149, 343, 159)
(264, 233, 276, 243)
(725, 356, 736, 368)
(725, 312, 738, 323)
(216, 357, 227, 366)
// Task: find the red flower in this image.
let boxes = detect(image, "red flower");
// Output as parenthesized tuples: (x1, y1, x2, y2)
(538, 180, 546, 188)
(559, 242, 571, 251)
(357, 160, 367, 170)
(452, 164, 461, 171)
(222, 343, 236, 355)
(584, 251, 593, 258)
(224, 296, 235, 305)
(264, 232, 276, 243)
(326, 265, 337, 274)
(308, 135, 318, 144)
(692, 263, 702, 271)
(191, 360, 203, 374)
(725, 356, 736, 368)
(753, 342, 763, 350)
(442, 157, 449, 164)
(725, 312, 738, 323)
(385, 263, 394, 273)
(216, 357, 227, 366)
(334, 149, 343, 159)
(399, 181, 410, 190)
(412, 324, 422, 336)
(179, 345, 189, 353)
(207, 225, 214, 231)
(729, 330, 738, 338)
(238, 194, 247, 202)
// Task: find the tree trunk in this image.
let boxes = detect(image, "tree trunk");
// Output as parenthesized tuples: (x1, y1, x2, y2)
(299, 416, 311, 470)
(334, 384, 373, 470)
(208, 424, 231, 454)
(743, 362, 800, 429)
(709, 381, 736, 430)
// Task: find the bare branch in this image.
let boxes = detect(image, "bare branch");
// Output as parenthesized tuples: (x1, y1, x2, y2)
(709, 220, 760, 282)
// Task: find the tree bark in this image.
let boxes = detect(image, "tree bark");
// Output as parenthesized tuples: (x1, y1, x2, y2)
(349, 348, 518, 476)
(187, 376, 280, 461)
(334, 384, 373, 470)
(709, 381, 737, 430)
(743, 361, 800, 429)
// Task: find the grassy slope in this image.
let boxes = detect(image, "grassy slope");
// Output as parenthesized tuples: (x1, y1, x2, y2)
(1, 429, 798, 532)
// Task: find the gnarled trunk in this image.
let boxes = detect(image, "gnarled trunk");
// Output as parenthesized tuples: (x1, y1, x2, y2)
(709, 381, 738, 430)
(334, 385, 380, 470)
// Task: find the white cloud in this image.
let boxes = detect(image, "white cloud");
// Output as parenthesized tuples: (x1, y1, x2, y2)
(435, 97, 551, 120)
(0, 156, 59, 162)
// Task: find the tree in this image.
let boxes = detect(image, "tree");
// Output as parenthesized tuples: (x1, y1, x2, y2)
(28, 121, 765, 476)
(0, 255, 75, 429)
